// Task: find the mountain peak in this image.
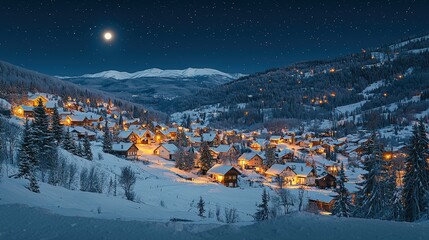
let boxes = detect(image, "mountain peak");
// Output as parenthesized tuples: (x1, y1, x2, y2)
(59, 68, 246, 80)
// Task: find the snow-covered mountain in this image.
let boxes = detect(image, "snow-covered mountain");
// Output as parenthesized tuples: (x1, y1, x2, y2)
(60, 68, 246, 104)
(60, 68, 246, 80)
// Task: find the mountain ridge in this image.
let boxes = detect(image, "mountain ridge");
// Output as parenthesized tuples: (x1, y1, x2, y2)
(58, 68, 247, 80)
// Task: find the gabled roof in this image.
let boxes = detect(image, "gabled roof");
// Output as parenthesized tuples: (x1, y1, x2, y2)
(117, 130, 133, 139)
(202, 132, 217, 142)
(285, 163, 314, 177)
(68, 115, 88, 122)
(112, 142, 134, 152)
(277, 148, 294, 158)
(270, 135, 281, 141)
(207, 164, 240, 176)
(238, 152, 263, 161)
(265, 164, 288, 175)
(156, 143, 178, 154)
(21, 106, 34, 111)
(68, 127, 96, 136)
(211, 144, 233, 153)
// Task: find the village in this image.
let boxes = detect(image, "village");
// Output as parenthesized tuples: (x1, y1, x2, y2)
(3, 91, 410, 215)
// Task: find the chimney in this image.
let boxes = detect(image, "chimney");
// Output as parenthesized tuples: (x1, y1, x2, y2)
(121, 144, 123, 149)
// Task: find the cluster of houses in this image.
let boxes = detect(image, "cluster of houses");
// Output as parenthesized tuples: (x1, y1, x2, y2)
(10, 92, 409, 213)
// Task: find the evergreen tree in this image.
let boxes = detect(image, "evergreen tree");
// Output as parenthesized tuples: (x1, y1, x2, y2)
(118, 114, 124, 129)
(76, 141, 84, 158)
(102, 121, 112, 153)
(197, 196, 205, 217)
(254, 188, 270, 221)
(51, 104, 63, 145)
(17, 119, 36, 179)
(83, 133, 93, 160)
(27, 172, 40, 193)
(264, 144, 276, 169)
(332, 163, 352, 217)
(176, 130, 189, 147)
(402, 122, 429, 222)
(33, 98, 57, 173)
(354, 132, 390, 219)
(62, 129, 74, 151)
(199, 142, 213, 174)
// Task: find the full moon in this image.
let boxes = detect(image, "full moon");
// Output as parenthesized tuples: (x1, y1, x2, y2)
(104, 31, 113, 41)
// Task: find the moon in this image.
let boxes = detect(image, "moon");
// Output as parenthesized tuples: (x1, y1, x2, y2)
(103, 31, 113, 41)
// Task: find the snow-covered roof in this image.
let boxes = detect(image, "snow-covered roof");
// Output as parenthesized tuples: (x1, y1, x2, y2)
(265, 164, 288, 176)
(0, 98, 12, 110)
(128, 125, 141, 131)
(238, 152, 263, 161)
(207, 164, 240, 175)
(112, 142, 134, 152)
(45, 101, 58, 109)
(69, 127, 96, 136)
(270, 135, 281, 141)
(202, 132, 217, 142)
(285, 163, 314, 177)
(277, 148, 294, 158)
(22, 106, 34, 111)
(158, 143, 178, 154)
(117, 130, 133, 139)
(211, 144, 233, 153)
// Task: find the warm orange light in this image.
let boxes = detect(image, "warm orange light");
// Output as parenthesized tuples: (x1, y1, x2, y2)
(383, 93, 388, 97)
(329, 68, 336, 73)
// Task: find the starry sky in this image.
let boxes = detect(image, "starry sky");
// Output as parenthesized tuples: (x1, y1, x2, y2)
(1, 0, 428, 76)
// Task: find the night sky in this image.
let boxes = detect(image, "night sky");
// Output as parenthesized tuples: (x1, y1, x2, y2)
(1, 0, 428, 76)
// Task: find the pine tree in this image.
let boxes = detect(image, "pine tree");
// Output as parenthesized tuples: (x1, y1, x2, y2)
(332, 163, 352, 217)
(102, 121, 112, 153)
(197, 196, 205, 217)
(27, 172, 40, 193)
(254, 188, 270, 221)
(83, 133, 93, 160)
(33, 98, 57, 173)
(199, 142, 213, 174)
(51, 104, 63, 145)
(402, 122, 429, 222)
(76, 141, 84, 158)
(354, 132, 389, 219)
(264, 144, 276, 169)
(62, 129, 74, 151)
(17, 119, 36, 179)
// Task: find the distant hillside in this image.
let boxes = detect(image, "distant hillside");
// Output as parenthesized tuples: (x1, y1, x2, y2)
(59, 68, 246, 105)
(161, 34, 429, 128)
(0, 60, 164, 120)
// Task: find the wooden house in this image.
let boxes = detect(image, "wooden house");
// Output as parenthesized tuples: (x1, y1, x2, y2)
(207, 164, 241, 187)
(238, 152, 264, 172)
(210, 145, 239, 163)
(139, 129, 155, 144)
(111, 142, 139, 159)
(153, 143, 179, 160)
(27, 94, 48, 107)
(308, 196, 335, 213)
(69, 127, 96, 140)
(265, 163, 317, 186)
(14, 105, 34, 118)
(315, 174, 337, 189)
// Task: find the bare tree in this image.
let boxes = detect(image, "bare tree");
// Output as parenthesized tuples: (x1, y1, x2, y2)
(277, 189, 295, 214)
(119, 166, 137, 201)
(224, 208, 239, 223)
(298, 186, 305, 211)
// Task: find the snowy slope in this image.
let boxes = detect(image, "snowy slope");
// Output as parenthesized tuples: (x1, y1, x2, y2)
(60, 68, 246, 80)
(1, 204, 428, 240)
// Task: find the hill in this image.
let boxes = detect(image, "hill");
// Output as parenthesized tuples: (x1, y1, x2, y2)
(0, 60, 164, 120)
(162, 34, 429, 129)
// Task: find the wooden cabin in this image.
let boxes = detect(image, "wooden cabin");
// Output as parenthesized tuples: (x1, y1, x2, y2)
(308, 197, 335, 213)
(238, 152, 264, 172)
(315, 174, 337, 189)
(153, 143, 178, 160)
(69, 127, 96, 141)
(207, 164, 241, 187)
(111, 142, 139, 159)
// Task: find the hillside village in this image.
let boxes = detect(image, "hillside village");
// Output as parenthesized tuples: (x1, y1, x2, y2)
(0, 90, 413, 215)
